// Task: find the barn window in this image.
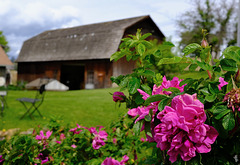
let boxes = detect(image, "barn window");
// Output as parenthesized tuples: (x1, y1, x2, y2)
(87, 70, 94, 84)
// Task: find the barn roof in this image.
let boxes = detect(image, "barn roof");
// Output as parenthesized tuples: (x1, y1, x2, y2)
(0, 45, 13, 66)
(16, 15, 164, 62)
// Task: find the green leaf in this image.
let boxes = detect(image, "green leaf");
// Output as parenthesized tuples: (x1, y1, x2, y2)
(135, 95, 145, 105)
(222, 112, 235, 131)
(140, 33, 152, 40)
(126, 54, 132, 62)
(128, 77, 141, 94)
(137, 43, 146, 56)
(220, 58, 238, 72)
(158, 98, 170, 111)
(158, 56, 182, 65)
(162, 87, 180, 94)
(119, 77, 129, 88)
(110, 51, 125, 61)
(223, 46, 240, 63)
(133, 121, 143, 136)
(200, 88, 210, 95)
(179, 78, 192, 86)
(213, 105, 230, 120)
(144, 94, 169, 105)
(183, 43, 202, 55)
(189, 64, 198, 71)
(208, 83, 219, 95)
(196, 61, 212, 71)
(141, 84, 152, 95)
(137, 69, 155, 78)
(144, 121, 152, 137)
(205, 94, 217, 102)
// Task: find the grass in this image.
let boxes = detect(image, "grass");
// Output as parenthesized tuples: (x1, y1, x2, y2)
(0, 88, 127, 131)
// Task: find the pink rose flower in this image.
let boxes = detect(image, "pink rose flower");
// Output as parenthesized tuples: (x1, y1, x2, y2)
(154, 94, 218, 163)
(71, 144, 77, 148)
(36, 131, 52, 141)
(35, 153, 49, 164)
(113, 91, 125, 102)
(101, 155, 129, 165)
(218, 77, 228, 90)
(113, 138, 117, 144)
(0, 155, 5, 163)
(90, 126, 108, 150)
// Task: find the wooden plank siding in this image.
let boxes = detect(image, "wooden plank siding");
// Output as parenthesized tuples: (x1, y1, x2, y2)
(18, 60, 113, 90)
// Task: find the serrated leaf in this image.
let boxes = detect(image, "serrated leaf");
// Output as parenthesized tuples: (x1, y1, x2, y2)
(205, 94, 217, 102)
(158, 56, 182, 65)
(196, 61, 212, 71)
(213, 105, 230, 120)
(135, 94, 145, 105)
(200, 88, 210, 95)
(223, 46, 240, 63)
(158, 98, 170, 111)
(183, 43, 202, 55)
(162, 87, 180, 94)
(144, 94, 169, 105)
(126, 54, 132, 62)
(133, 121, 143, 136)
(110, 51, 125, 61)
(141, 84, 152, 95)
(179, 78, 192, 86)
(140, 33, 152, 40)
(137, 43, 146, 56)
(220, 58, 238, 72)
(128, 77, 141, 94)
(119, 77, 129, 88)
(222, 112, 235, 131)
(189, 64, 198, 71)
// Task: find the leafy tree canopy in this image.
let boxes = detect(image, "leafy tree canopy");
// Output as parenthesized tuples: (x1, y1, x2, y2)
(0, 31, 10, 53)
(176, 0, 236, 59)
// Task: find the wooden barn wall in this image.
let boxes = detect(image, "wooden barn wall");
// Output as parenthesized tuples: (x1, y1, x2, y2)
(17, 59, 112, 89)
(112, 58, 135, 78)
(123, 19, 164, 42)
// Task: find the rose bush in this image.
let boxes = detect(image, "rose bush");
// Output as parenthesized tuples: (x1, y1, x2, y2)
(1, 29, 240, 164)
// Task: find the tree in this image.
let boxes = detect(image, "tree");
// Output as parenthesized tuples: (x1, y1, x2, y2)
(176, 0, 236, 59)
(0, 31, 10, 53)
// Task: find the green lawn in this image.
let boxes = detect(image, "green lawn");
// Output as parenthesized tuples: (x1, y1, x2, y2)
(0, 88, 127, 131)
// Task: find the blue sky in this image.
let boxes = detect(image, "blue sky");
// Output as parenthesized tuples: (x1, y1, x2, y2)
(0, 0, 191, 59)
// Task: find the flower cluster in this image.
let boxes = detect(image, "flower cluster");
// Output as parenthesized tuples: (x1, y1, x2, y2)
(35, 130, 52, 164)
(69, 124, 108, 150)
(102, 155, 129, 165)
(35, 153, 49, 165)
(35, 130, 52, 147)
(154, 94, 218, 163)
(128, 76, 186, 141)
(89, 126, 108, 150)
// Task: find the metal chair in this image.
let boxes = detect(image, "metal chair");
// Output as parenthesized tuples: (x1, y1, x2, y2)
(17, 84, 46, 119)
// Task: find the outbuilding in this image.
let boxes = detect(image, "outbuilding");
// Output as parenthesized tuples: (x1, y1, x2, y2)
(16, 15, 165, 90)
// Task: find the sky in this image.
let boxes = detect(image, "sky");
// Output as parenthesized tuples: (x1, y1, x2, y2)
(0, 0, 192, 60)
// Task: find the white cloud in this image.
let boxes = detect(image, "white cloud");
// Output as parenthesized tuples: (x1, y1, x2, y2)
(0, 0, 191, 58)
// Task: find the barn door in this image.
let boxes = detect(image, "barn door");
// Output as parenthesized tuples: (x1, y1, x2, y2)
(60, 65, 84, 90)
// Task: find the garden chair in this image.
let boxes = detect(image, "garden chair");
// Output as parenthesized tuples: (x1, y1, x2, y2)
(17, 84, 46, 119)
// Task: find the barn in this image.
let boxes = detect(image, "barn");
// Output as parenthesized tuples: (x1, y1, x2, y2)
(16, 15, 165, 90)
